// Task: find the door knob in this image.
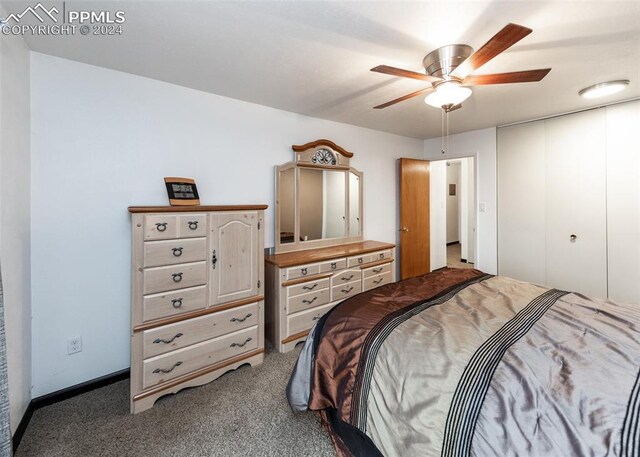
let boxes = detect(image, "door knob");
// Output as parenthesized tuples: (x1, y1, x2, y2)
(570, 234, 577, 242)
(399, 227, 409, 232)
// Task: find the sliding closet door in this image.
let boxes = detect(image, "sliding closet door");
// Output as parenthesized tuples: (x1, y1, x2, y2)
(606, 101, 640, 304)
(545, 109, 607, 297)
(497, 121, 546, 285)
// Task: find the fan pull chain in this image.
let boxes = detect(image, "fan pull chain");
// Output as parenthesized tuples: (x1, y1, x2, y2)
(441, 108, 445, 154)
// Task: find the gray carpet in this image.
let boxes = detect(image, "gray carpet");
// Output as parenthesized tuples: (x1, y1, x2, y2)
(17, 348, 335, 456)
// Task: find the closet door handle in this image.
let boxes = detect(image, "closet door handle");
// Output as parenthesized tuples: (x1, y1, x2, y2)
(570, 234, 577, 242)
(171, 273, 183, 283)
(172, 247, 183, 257)
(153, 333, 183, 344)
(153, 361, 182, 374)
(211, 250, 217, 269)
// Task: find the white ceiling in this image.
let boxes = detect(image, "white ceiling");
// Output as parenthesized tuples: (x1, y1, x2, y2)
(6, 0, 640, 139)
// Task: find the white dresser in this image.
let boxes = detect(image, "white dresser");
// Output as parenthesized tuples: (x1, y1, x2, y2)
(129, 205, 266, 413)
(265, 241, 396, 352)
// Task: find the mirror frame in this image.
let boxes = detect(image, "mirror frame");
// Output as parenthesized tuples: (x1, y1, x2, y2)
(275, 139, 364, 253)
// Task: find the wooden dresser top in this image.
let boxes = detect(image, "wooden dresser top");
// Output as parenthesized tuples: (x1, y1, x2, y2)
(265, 240, 395, 268)
(128, 205, 268, 213)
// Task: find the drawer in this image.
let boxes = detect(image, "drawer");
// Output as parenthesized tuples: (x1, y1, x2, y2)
(144, 215, 178, 240)
(370, 250, 393, 262)
(332, 269, 362, 286)
(319, 258, 347, 273)
(332, 280, 362, 302)
(143, 261, 207, 295)
(347, 254, 373, 267)
(143, 326, 258, 389)
(362, 262, 392, 278)
(178, 214, 207, 238)
(286, 264, 320, 280)
(143, 285, 207, 322)
(143, 238, 207, 268)
(143, 302, 259, 358)
(287, 277, 330, 298)
(363, 272, 392, 291)
(287, 302, 335, 337)
(287, 288, 330, 315)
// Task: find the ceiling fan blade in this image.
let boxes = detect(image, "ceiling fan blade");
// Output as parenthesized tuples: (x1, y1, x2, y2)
(373, 87, 433, 109)
(451, 23, 533, 79)
(371, 65, 443, 83)
(462, 69, 551, 86)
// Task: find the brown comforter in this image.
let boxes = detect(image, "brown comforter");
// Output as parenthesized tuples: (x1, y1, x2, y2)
(287, 268, 640, 457)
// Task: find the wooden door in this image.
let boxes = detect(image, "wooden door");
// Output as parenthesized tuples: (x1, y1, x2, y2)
(210, 212, 260, 305)
(399, 158, 430, 279)
(545, 109, 607, 298)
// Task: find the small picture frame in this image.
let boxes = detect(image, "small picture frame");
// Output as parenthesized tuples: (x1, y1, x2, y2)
(164, 177, 200, 206)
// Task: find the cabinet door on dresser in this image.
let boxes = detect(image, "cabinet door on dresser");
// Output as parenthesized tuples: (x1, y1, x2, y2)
(210, 212, 261, 305)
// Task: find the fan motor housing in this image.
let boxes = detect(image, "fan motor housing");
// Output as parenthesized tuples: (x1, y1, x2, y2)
(422, 44, 473, 79)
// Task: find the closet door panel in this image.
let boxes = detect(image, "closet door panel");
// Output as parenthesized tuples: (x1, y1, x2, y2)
(545, 109, 607, 297)
(606, 101, 640, 304)
(497, 121, 546, 285)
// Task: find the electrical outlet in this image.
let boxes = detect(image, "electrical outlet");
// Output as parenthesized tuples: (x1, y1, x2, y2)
(67, 336, 82, 355)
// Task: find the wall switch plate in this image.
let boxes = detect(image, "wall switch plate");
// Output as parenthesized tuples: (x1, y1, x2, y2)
(67, 336, 82, 355)
(479, 203, 487, 213)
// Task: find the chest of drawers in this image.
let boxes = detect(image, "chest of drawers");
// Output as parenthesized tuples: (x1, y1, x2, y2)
(265, 240, 396, 353)
(129, 205, 266, 413)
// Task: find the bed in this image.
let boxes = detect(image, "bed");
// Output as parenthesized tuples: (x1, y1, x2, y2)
(287, 268, 640, 457)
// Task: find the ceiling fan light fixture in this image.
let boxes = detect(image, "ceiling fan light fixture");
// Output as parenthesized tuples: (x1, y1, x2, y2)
(579, 80, 629, 99)
(425, 81, 472, 109)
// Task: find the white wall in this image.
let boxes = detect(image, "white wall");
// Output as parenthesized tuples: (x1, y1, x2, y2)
(30, 53, 424, 396)
(429, 161, 447, 270)
(0, 14, 32, 433)
(424, 128, 497, 274)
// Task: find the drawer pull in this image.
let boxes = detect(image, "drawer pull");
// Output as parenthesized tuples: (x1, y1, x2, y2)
(373, 267, 384, 273)
(171, 273, 183, 283)
(155, 222, 168, 232)
(230, 337, 253, 348)
(230, 313, 253, 323)
(341, 274, 354, 281)
(301, 268, 308, 276)
(153, 333, 183, 344)
(373, 278, 384, 285)
(172, 247, 183, 257)
(302, 283, 318, 291)
(358, 257, 363, 264)
(188, 221, 199, 230)
(153, 361, 183, 374)
(312, 316, 321, 321)
(302, 297, 318, 305)
(341, 286, 354, 294)
(171, 298, 183, 308)
(331, 262, 337, 270)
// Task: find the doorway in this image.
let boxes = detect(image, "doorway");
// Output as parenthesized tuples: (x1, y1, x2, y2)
(429, 157, 476, 270)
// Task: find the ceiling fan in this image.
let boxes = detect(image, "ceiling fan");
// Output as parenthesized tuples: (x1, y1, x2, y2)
(371, 23, 551, 112)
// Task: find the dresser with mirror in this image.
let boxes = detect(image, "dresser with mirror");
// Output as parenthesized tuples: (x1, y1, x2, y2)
(265, 140, 396, 352)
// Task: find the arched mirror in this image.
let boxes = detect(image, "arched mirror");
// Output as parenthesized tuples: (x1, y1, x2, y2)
(275, 140, 363, 253)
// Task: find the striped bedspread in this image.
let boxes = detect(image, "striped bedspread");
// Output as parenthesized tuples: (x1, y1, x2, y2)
(287, 268, 640, 457)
